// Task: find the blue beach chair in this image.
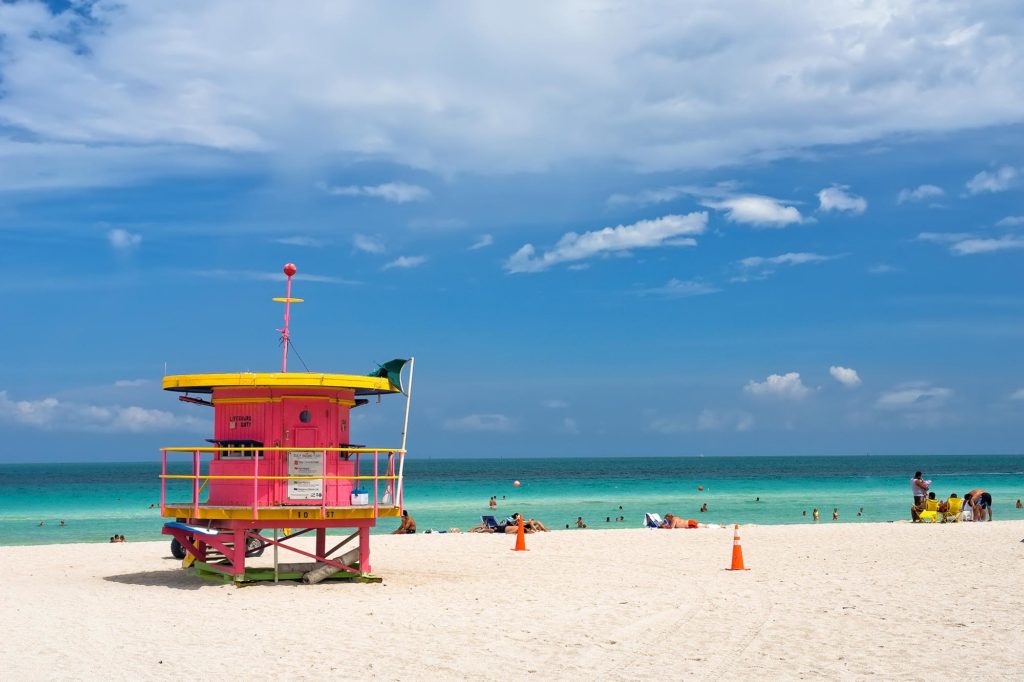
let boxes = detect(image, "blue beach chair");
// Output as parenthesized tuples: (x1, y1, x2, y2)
(643, 513, 663, 528)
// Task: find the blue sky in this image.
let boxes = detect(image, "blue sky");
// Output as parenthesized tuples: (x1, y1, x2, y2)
(1, 1, 1023, 461)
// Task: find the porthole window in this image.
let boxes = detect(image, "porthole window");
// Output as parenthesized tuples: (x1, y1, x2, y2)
(299, 409, 312, 423)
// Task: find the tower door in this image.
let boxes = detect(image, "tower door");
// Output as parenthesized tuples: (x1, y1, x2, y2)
(283, 400, 324, 504)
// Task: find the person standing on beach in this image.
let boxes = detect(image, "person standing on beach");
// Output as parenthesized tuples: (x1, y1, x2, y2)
(911, 472, 930, 506)
(965, 489, 993, 522)
(812, 508, 820, 522)
(833, 508, 839, 521)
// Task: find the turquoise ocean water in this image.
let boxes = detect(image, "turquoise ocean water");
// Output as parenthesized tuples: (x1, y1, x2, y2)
(2, 454, 1023, 546)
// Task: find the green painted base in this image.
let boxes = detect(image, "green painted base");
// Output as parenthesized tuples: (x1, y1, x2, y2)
(192, 561, 382, 585)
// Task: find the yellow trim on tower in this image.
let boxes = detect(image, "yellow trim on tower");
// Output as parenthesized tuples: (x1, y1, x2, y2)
(162, 372, 398, 395)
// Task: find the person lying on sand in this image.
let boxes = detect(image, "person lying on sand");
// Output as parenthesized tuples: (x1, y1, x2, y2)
(659, 514, 698, 529)
(503, 513, 550, 533)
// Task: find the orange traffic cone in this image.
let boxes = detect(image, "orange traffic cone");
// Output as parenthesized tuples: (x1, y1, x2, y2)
(511, 515, 528, 551)
(727, 524, 749, 570)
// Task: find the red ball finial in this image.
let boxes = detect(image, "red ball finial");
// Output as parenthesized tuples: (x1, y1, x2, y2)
(283, 263, 297, 277)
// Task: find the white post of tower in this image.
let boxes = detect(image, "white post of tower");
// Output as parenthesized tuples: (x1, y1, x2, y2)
(396, 356, 415, 509)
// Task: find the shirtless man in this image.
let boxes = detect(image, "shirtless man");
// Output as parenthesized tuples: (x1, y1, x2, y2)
(659, 514, 693, 529)
(392, 510, 417, 534)
(965, 489, 993, 522)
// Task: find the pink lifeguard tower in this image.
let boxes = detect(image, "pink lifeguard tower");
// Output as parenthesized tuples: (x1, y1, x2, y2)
(160, 263, 414, 584)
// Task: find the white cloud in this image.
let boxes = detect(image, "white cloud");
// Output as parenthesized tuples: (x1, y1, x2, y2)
(917, 231, 1024, 256)
(469, 234, 494, 250)
(317, 181, 430, 204)
(274, 236, 324, 248)
(915, 232, 974, 244)
(876, 385, 953, 410)
(353, 234, 386, 254)
(506, 212, 707, 273)
(194, 269, 358, 284)
(607, 186, 689, 207)
(382, 255, 427, 270)
(443, 413, 515, 433)
(107, 228, 142, 251)
(950, 236, 1024, 255)
(739, 252, 831, 269)
(542, 399, 569, 409)
(817, 185, 866, 214)
(2, 4, 1024, 187)
(868, 263, 900, 274)
(1009, 388, 1024, 400)
(639, 278, 720, 298)
(744, 372, 811, 400)
(607, 181, 738, 207)
(897, 184, 945, 204)
(829, 366, 862, 388)
(996, 216, 1024, 227)
(703, 195, 802, 227)
(114, 379, 149, 388)
(734, 252, 835, 281)
(561, 416, 579, 434)
(966, 166, 1018, 195)
(0, 389, 206, 433)
(650, 409, 753, 434)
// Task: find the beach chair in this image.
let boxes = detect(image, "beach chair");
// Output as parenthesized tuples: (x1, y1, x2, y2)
(918, 499, 940, 523)
(480, 515, 502, 531)
(643, 513, 663, 528)
(942, 497, 963, 523)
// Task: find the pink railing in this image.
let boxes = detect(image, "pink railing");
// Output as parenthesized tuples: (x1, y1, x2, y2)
(159, 446, 405, 520)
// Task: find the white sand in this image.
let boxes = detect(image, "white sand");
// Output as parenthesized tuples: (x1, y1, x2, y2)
(2, 521, 1023, 680)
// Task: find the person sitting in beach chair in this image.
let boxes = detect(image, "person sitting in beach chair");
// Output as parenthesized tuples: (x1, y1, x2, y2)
(942, 494, 963, 523)
(912, 492, 940, 522)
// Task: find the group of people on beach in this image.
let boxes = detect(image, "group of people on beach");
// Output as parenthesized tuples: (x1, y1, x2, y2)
(109, 534, 127, 543)
(910, 471, 993, 522)
(466, 513, 550, 533)
(396, 510, 552, 534)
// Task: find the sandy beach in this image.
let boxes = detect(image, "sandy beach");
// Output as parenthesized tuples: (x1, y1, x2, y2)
(2, 521, 1023, 681)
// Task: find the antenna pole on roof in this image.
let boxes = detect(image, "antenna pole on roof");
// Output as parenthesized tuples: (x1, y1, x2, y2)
(273, 263, 304, 373)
